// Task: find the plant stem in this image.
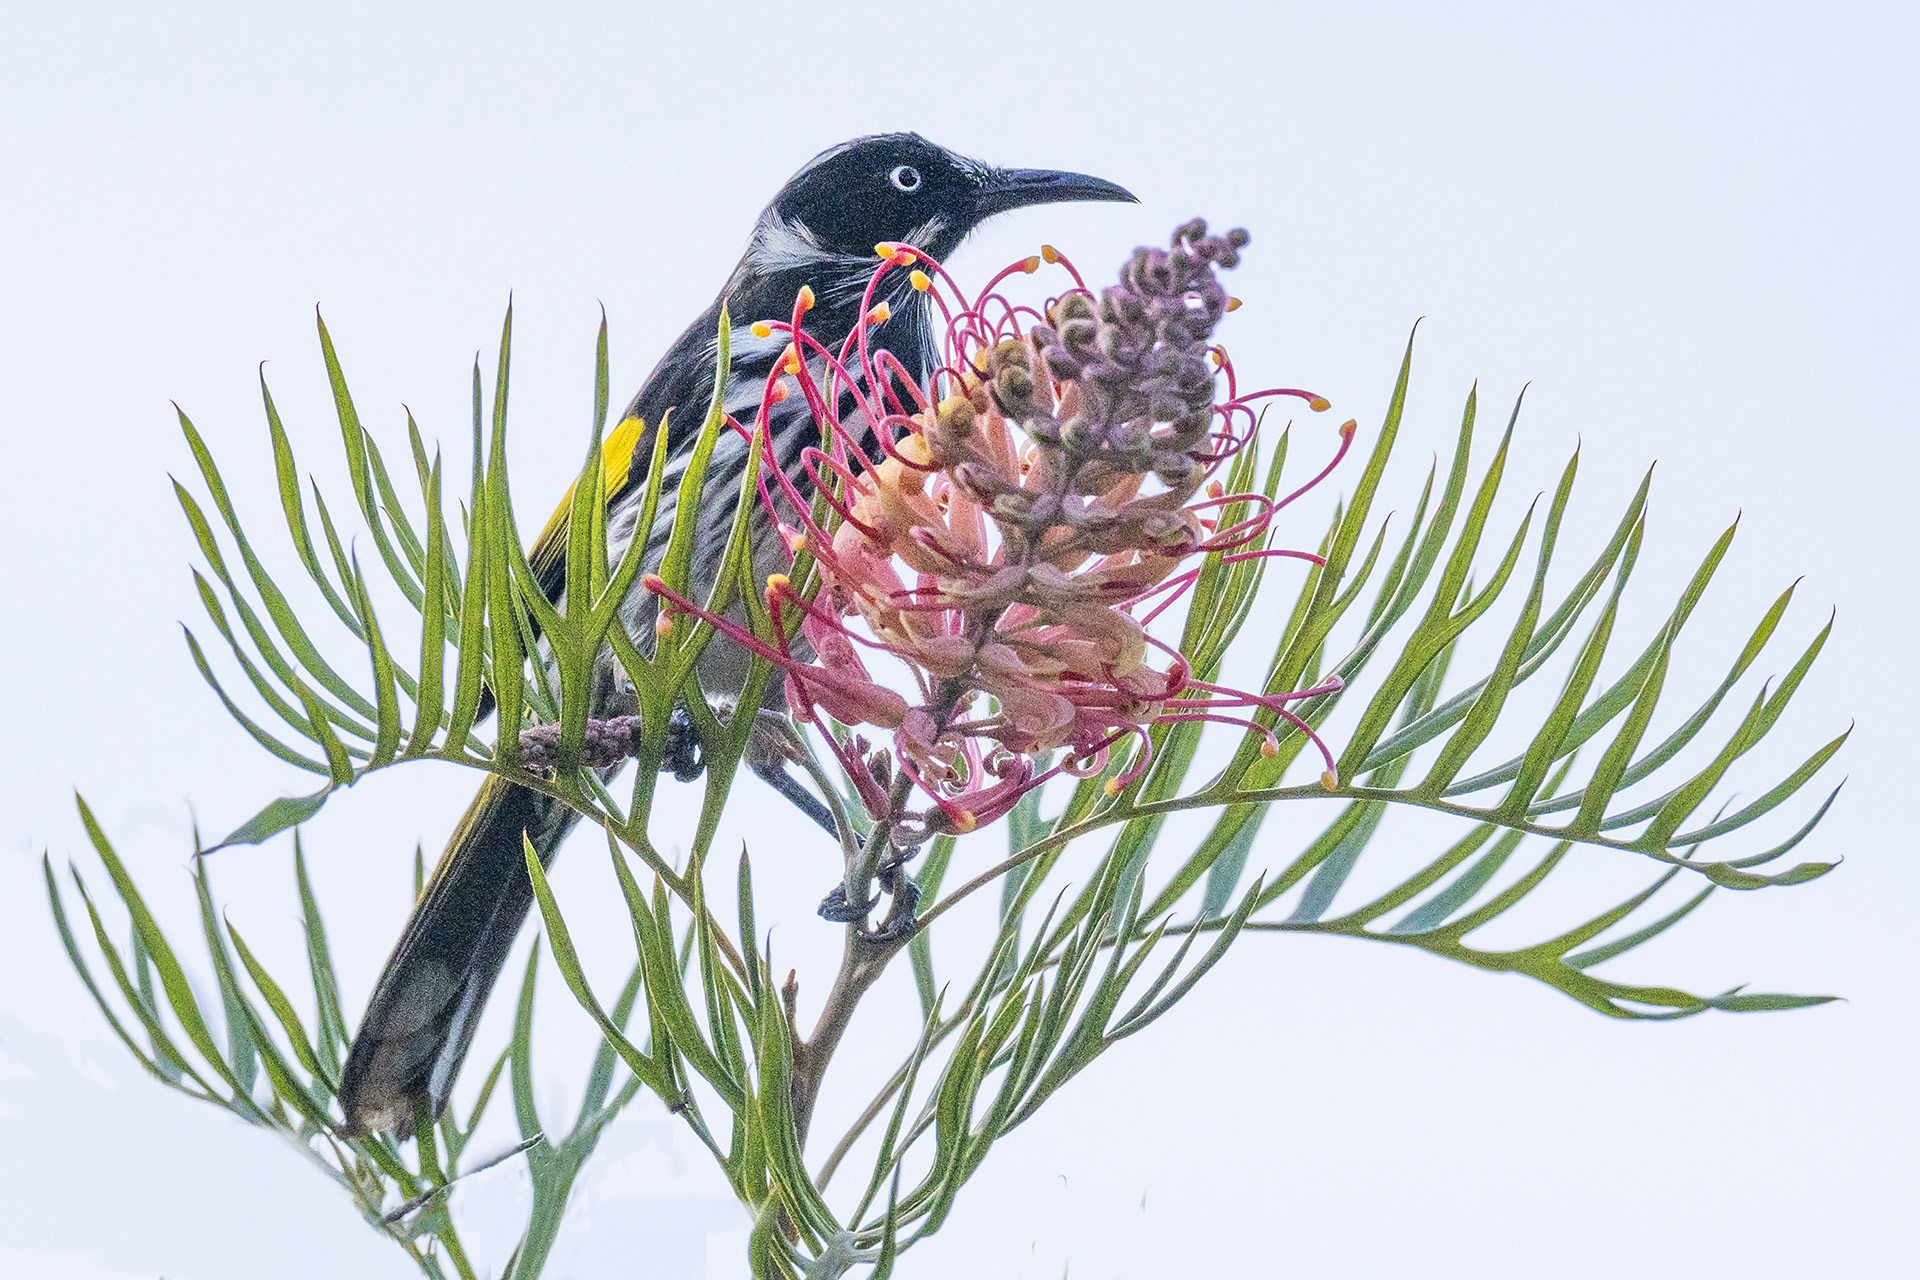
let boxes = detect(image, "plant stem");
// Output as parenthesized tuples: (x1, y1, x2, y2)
(790, 938, 892, 1152)
(787, 655, 992, 1156)
(789, 771, 916, 1150)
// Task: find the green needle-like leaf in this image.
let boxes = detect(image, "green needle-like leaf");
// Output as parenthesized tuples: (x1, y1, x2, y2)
(348, 552, 403, 770)
(317, 312, 423, 607)
(77, 797, 267, 1120)
(226, 914, 331, 1087)
(405, 453, 448, 759)
(43, 855, 171, 1085)
(483, 306, 526, 764)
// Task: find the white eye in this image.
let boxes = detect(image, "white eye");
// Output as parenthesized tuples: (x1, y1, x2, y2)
(889, 164, 922, 192)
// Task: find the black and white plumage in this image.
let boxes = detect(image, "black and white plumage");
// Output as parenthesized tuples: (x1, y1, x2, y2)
(336, 133, 1134, 1137)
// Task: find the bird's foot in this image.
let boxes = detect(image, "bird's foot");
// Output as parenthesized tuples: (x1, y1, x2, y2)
(865, 878, 920, 945)
(818, 862, 921, 944)
(874, 843, 923, 893)
(817, 883, 876, 924)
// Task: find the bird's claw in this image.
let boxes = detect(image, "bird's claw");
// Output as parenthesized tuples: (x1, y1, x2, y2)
(817, 876, 919, 943)
(865, 879, 920, 944)
(817, 884, 876, 924)
(875, 844, 923, 893)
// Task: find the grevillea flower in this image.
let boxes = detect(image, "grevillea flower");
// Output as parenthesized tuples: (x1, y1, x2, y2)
(646, 220, 1354, 835)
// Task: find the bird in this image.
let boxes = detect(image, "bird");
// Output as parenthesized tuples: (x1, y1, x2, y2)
(336, 133, 1136, 1136)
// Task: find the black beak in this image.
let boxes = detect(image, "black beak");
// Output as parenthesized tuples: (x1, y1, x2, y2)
(974, 167, 1137, 218)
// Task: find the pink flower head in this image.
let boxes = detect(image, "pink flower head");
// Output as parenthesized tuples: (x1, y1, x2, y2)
(648, 221, 1355, 833)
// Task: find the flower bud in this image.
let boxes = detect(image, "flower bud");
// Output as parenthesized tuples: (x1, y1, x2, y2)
(1152, 452, 1198, 488)
(1061, 317, 1098, 354)
(994, 365, 1034, 414)
(1049, 292, 1096, 324)
(951, 461, 1004, 503)
(1146, 392, 1188, 425)
(1166, 410, 1212, 448)
(1059, 415, 1101, 454)
(991, 488, 1038, 521)
(936, 393, 975, 438)
(1023, 491, 1061, 527)
(1176, 355, 1213, 392)
(1138, 510, 1191, 548)
(1109, 417, 1150, 453)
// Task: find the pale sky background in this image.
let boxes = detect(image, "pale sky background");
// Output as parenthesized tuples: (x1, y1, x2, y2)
(2, 3, 1915, 1278)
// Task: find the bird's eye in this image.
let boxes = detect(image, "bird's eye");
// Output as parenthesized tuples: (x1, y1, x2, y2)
(889, 165, 922, 192)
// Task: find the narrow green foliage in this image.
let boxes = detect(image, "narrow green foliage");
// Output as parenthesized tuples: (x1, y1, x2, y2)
(58, 312, 1844, 1280)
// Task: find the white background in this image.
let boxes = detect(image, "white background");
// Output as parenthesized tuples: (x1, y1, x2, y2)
(2, 3, 1915, 1277)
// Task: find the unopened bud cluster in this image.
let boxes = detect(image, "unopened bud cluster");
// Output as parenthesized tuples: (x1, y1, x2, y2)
(1023, 219, 1247, 492)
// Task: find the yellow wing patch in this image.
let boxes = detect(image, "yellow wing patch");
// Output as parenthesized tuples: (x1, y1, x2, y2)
(527, 416, 650, 593)
(602, 415, 649, 495)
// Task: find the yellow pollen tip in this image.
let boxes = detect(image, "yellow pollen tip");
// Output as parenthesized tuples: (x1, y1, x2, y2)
(1226, 297, 1242, 312)
(1020, 255, 1041, 274)
(1040, 244, 1060, 263)
(954, 809, 977, 833)
(766, 573, 790, 593)
(875, 243, 897, 260)
(798, 284, 816, 311)
(1340, 419, 1357, 439)
(867, 302, 892, 325)
(894, 250, 918, 266)
(654, 615, 673, 638)
(1309, 395, 1331, 412)
(1104, 777, 1123, 796)
(1321, 769, 1339, 792)
(750, 321, 772, 339)
(785, 531, 808, 553)
(1259, 738, 1278, 758)
(909, 269, 931, 291)
(782, 345, 800, 374)
(1209, 350, 1224, 368)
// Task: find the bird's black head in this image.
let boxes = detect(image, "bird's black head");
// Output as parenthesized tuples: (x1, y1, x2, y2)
(764, 133, 1135, 264)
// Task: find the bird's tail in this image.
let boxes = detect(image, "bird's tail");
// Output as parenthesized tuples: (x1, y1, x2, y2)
(338, 773, 579, 1136)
